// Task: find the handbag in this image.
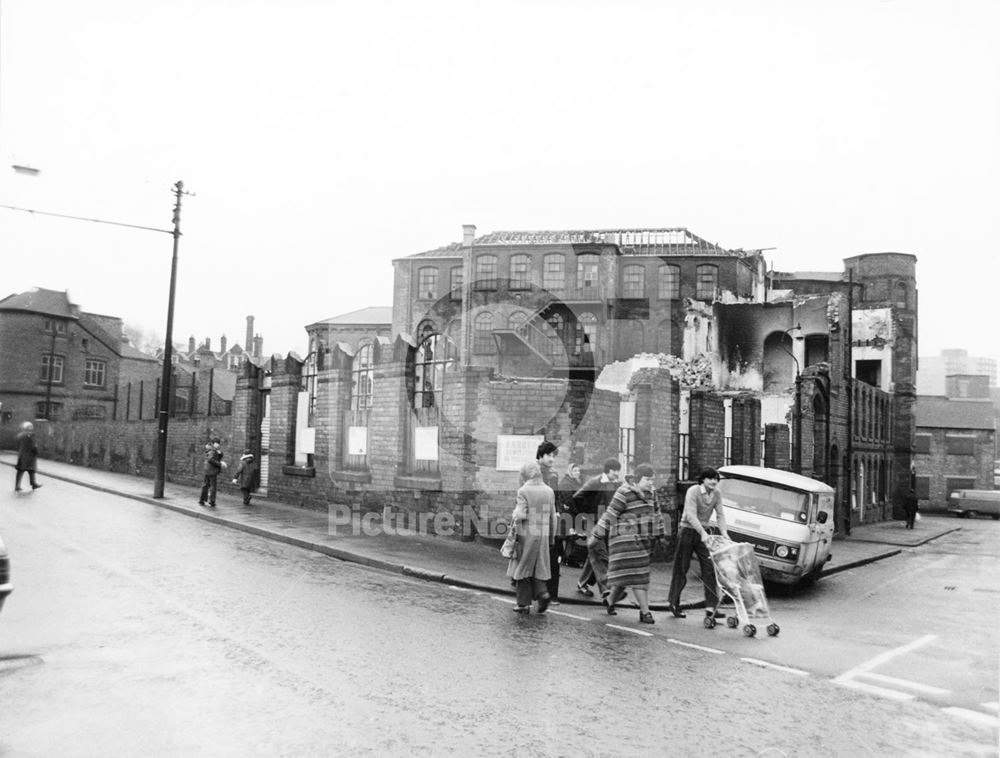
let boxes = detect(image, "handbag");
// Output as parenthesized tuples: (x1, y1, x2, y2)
(500, 520, 521, 559)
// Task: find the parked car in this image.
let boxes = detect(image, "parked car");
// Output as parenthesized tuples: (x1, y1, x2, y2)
(0, 533, 11, 614)
(947, 490, 1000, 520)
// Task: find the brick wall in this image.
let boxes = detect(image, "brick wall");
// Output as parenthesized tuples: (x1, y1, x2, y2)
(913, 427, 995, 510)
(730, 394, 760, 466)
(688, 390, 725, 474)
(764, 424, 790, 469)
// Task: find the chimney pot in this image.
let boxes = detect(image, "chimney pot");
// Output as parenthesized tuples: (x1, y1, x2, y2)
(205, 337, 211, 350)
(188, 336, 195, 353)
(220, 334, 228, 353)
(462, 224, 476, 246)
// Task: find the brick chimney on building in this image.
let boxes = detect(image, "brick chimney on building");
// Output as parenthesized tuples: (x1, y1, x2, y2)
(462, 224, 476, 246)
(245, 315, 254, 352)
(188, 336, 195, 353)
(220, 334, 227, 353)
(204, 337, 211, 351)
(253, 334, 263, 358)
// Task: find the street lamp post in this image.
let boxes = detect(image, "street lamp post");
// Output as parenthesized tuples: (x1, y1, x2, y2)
(153, 181, 184, 498)
(781, 325, 803, 474)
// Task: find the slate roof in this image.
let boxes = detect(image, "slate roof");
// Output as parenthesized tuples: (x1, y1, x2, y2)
(405, 228, 751, 259)
(915, 396, 996, 430)
(0, 287, 77, 318)
(310, 306, 392, 327)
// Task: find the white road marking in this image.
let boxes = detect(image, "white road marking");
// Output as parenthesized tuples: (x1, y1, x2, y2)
(741, 657, 809, 676)
(605, 624, 653, 637)
(492, 596, 516, 604)
(858, 671, 950, 696)
(833, 634, 936, 683)
(667, 638, 725, 654)
(942, 708, 1000, 729)
(548, 609, 590, 621)
(448, 585, 473, 591)
(981, 702, 1000, 713)
(835, 678, 915, 702)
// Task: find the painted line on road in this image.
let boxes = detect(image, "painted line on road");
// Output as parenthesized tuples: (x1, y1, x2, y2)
(981, 702, 999, 713)
(605, 624, 653, 637)
(492, 596, 516, 604)
(833, 634, 936, 682)
(741, 657, 809, 677)
(548, 609, 590, 621)
(858, 671, 950, 696)
(834, 678, 915, 702)
(667, 638, 725, 655)
(448, 585, 475, 592)
(942, 707, 1000, 729)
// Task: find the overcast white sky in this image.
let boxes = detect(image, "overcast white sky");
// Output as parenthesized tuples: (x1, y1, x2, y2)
(1, 1, 998, 368)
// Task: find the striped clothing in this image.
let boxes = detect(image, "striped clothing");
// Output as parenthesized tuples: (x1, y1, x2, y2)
(592, 484, 665, 589)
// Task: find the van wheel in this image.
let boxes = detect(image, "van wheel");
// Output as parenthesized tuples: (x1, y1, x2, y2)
(966, 511, 979, 519)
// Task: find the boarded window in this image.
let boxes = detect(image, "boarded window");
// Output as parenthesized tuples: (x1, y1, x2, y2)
(913, 433, 932, 455)
(944, 435, 975, 456)
(914, 476, 930, 499)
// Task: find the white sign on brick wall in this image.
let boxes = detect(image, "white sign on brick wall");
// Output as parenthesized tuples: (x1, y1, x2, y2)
(414, 426, 439, 461)
(496, 434, 544, 471)
(348, 426, 368, 455)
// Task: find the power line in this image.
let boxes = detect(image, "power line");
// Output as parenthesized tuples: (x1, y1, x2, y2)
(0, 203, 173, 235)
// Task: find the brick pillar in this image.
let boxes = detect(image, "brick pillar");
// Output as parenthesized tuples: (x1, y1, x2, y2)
(764, 423, 790, 470)
(368, 334, 415, 491)
(442, 365, 488, 536)
(730, 394, 761, 466)
(315, 343, 353, 477)
(231, 361, 262, 461)
(268, 354, 303, 484)
(688, 389, 725, 474)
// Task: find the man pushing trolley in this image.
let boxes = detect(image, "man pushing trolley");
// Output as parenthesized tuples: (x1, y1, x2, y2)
(703, 535, 779, 637)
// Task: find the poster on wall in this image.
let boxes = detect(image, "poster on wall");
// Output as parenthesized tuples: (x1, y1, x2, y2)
(414, 426, 439, 461)
(496, 435, 544, 471)
(347, 426, 368, 456)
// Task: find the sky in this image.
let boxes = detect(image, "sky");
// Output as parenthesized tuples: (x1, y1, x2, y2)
(1, 0, 998, 369)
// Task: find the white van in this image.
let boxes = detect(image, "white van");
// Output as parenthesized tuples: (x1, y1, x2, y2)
(947, 490, 1000, 520)
(715, 465, 836, 586)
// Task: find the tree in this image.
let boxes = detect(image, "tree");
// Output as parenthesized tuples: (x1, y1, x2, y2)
(123, 323, 163, 355)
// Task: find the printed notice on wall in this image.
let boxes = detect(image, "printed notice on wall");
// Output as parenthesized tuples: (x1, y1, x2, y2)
(414, 426, 439, 461)
(496, 435, 544, 471)
(347, 426, 368, 456)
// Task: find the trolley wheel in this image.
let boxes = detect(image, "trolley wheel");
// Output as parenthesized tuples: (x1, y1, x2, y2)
(704, 615, 717, 629)
(767, 623, 780, 637)
(743, 624, 757, 637)
(726, 616, 739, 629)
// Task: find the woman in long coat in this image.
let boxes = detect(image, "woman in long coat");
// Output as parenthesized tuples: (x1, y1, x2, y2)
(506, 461, 557, 613)
(15, 421, 40, 491)
(590, 462, 664, 623)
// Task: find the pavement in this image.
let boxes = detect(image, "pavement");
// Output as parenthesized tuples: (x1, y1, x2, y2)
(1, 453, 963, 612)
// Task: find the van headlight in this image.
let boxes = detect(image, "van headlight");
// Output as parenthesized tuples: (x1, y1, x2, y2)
(775, 545, 790, 558)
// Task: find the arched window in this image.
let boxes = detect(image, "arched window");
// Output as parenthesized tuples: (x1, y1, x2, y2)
(763, 331, 795, 392)
(410, 334, 457, 473)
(473, 312, 495, 354)
(658, 264, 680, 300)
(543, 254, 566, 291)
(417, 319, 436, 342)
(622, 264, 645, 298)
(894, 282, 908, 309)
(508, 311, 528, 330)
(450, 266, 463, 300)
(509, 254, 531, 290)
(546, 313, 565, 357)
(475, 254, 498, 290)
(417, 267, 438, 300)
(344, 342, 375, 469)
(696, 264, 718, 301)
(577, 254, 599, 292)
(579, 312, 598, 352)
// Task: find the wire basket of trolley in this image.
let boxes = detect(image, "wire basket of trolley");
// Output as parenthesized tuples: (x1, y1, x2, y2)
(702, 535, 779, 638)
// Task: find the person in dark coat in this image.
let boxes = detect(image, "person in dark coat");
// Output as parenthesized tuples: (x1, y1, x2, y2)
(903, 489, 919, 529)
(535, 441, 564, 603)
(199, 438, 227, 507)
(572, 457, 622, 597)
(14, 421, 41, 491)
(231, 451, 259, 505)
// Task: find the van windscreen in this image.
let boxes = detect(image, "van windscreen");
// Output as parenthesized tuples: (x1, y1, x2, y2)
(718, 478, 809, 523)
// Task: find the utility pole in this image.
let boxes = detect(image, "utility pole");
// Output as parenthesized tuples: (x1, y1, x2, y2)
(153, 181, 184, 498)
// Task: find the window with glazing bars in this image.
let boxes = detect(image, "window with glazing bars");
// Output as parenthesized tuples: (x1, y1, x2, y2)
(658, 264, 680, 299)
(509, 254, 531, 290)
(622, 265, 645, 298)
(543, 254, 565, 291)
(474, 255, 498, 290)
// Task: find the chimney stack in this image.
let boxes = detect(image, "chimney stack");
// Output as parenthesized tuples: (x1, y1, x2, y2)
(204, 337, 211, 351)
(245, 315, 254, 351)
(462, 224, 476, 246)
(188, 336, 195, 353)
(220, 334, 227, 353)
(253, 334, 263, 358)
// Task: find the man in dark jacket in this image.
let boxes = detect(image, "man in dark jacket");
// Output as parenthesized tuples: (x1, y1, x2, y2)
(535, 441, 564, 603)
(572, 457, 622, 597)
(903, 489, 919, 529)
(14, 421, 41, 491)
(199, 438, 227, 507)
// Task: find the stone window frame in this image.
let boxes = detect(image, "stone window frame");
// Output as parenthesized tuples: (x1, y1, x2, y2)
(43, 318, 67, 335)
(416, 266, 438, 300)
(543, 253, 566, 291)
(83, 358, 107, 388)
(40, 353, 65, 384)
(473, 312, 495, 354)
(408, 334, 457, 475)
(622, 264, 645, 298)
(658, 264, 680, 300)
(474, 254, 498, 291)
(509, 254, 531, 290)
(449, 266, 463, 300)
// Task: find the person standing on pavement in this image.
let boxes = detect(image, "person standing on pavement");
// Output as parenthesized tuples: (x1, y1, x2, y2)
(557, 462, 582, 564)
(535, 441, 564, 605)
(506, 461, 556, 614)
(231, 450, 259, 505)
(591, 463, 664, 624)
(903, 488, 919, 529)
(667, 467, 730, 620)
(199, 438, 227, 507)
(572, 457, 622, 598)
(14, 421, 42, 492)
